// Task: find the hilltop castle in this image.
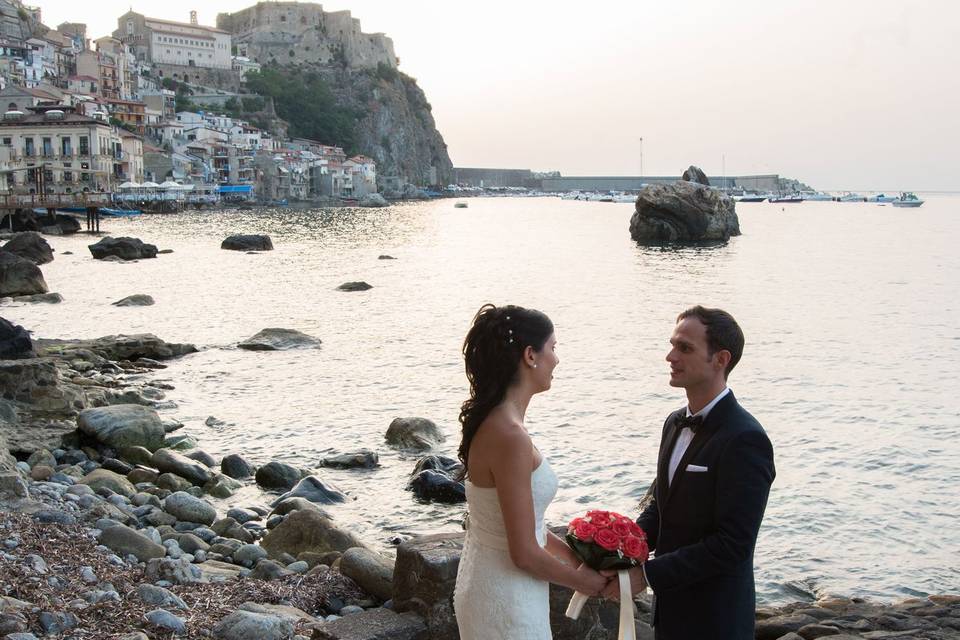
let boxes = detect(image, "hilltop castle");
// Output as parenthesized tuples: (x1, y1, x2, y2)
(216, 2, 397, 71)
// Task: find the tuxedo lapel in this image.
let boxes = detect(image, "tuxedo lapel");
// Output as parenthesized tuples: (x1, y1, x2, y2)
(657, 410, 685, 504)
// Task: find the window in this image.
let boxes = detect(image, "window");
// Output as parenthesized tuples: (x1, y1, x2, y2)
(1, 137, 10, 146)
(61, 138, 72, 156)
(63, 171, 73, 182)
(79, 136, 89, 155)
(42, 137, 53, 157)
(43, 168, 53, 184)
(24, 137, 34, 156)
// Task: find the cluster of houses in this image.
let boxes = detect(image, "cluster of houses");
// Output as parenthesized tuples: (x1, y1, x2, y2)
(0, 2, 378, 206)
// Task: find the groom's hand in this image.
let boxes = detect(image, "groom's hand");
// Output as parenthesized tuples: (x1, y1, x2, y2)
(599, 566, 647, 601)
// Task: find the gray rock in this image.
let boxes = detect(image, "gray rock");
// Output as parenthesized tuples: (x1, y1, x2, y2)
(391, 533, 464, 639)
(221, 453, 254, 479)
(2, 232, 54, 264)
(78, 405, 166, 451)
(221, 234, 273, 251)
(164, 491, 217, 525)
(212, 517, 256, 544)
(38, 611, 78, 635)
(144, 557, 204, 584)
(385, 417, 445, 451)
(260, 509, 367, 558)
(138, 583, 188, 609)
(11, 292, 62, 304)
(755, 614, 821, 640)
(255, 461, 303, 490)
(118, 445, 155, 466)
(88, 236, 158, 260)
(113, 294, 155, 307)
(337, 281, 373, 292)
(249, 558, 292, 580)
(227, 508, 260, 524)
(212, 610, 293, 640)
(629, 180, 740, 245)
(270, 497, 330, 519)
(238, 328, 321, 351)
(234, 543, 268, 567)
(340, 547, 395, 601)
(165, 434, 198, 451)
(152, 448, 213, 486)
(26, 448, 56, 469)
(185, 449, 217, 467)
(78, 469, 136, 498)
(681, 164, 711, 186)
(80, 566, 98, 584)
(156, 472, 194, 492)
(311, 608, 426, 640)
(286, 560, 308, 573)
(99, 524, 167, 562)
(146, 608, 186, 634)
(272, 475, 346, 506)
(320, 450, 379, 469)
(204, 473, 243, 498)
(0, 250, 48, 296)
(33, 333, 197, 362)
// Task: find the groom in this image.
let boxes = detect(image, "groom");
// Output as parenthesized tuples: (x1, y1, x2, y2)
(603, 306, 776, 639)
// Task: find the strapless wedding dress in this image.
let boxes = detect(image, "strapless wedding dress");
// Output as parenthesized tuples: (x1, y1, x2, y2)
(454, 457, 558, 639)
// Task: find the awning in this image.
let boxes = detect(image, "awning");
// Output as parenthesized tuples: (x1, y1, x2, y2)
(218, 185, 254, 193)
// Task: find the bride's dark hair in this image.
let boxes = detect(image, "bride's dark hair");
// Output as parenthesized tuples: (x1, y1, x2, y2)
(457, 303, 554, 477)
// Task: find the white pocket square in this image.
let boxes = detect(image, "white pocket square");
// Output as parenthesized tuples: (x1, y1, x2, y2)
(686, 464, 709, 473)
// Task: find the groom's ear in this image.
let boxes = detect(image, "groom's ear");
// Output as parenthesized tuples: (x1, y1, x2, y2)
(713, 349, 731, 373)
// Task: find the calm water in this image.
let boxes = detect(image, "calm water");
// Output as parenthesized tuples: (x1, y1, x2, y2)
(5, 195, 960, 604)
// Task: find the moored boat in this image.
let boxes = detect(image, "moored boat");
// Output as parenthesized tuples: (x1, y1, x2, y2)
(891, 192, 924, 208)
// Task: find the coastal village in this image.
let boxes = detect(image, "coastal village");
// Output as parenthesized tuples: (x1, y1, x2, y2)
(0, 0, 392, 211)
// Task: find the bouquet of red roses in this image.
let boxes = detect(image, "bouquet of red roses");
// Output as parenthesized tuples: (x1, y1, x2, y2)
(564, 509, 649, 638)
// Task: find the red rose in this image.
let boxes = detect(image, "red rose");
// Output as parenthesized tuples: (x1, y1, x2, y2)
(588, 511, 613, 528)
(572, 519, 597, 542)
(628, 521, 645, 537)
(622, 535, 649, 560)
(594, 527, 621, 552)
(610, 519, 632, 537)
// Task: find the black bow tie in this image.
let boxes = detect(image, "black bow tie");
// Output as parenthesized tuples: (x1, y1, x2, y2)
(676, 414, 704, 433)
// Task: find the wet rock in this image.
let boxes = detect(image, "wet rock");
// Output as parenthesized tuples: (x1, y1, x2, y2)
(272, 475, 347, 506)
(270, 497, 330, 519)
(186, 449, 217, 468)
(221, 453, 254, 479)
(152, 448, 213, 486)
(211, 609, 293, 640)
(164, 491, 217, 525)
(629, 179, 740, 245)
(238, 328, 321, 351)
(2, 232, 53, 264)
(360, 193, 389, 208)
(101, 457, 133, 475)
(227, 508, 260, 524)
(33, 333, 197, 362)
(385, 417, 445, 451)
(755, 614, 821, 640)
(204, 473, 243, 498)
(340, 547, 395, 601)
(221, 234, 274, 251)
(112, 294, 155, 307)
(88, 236, 158, 260)
(78, 405, 166, 451)
(320, 450, 379, 469)
(260, 508, 367, 558)
(255, 461, 303, 490)
(337, 281, 372, 292)
(407, 469, 466, 504)
(99, 524, 166, 562)
(0, 250, 48, 297)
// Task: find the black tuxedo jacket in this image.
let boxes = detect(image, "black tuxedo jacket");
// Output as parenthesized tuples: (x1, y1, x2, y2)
(636, 391, 775, 640)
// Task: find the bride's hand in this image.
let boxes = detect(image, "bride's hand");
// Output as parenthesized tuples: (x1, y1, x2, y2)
(574, 563, 610, 596)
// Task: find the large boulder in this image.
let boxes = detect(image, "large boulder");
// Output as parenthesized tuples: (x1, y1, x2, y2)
(151, 448, 213, 486)
(211, 610, 292, 640)
(77, 468, 136, 497)
(359, 193, 389, 208)
(0, 317, 34, 359)
(681, 165, 711, 186)
(33, 334, 197, 361)
(0, 250, 48, 296)
(163, 491, 217, 525)
(629, 180, 740, 245)
(221, 453, 254, 479)
(0, 358, 85, 417)
(77, 405, 165, 451)
(392, 533, 464, 639)
(2, 232, 53, 265)
(340, 547, 395, 601)
(271, 475, 347, 506)
(221, 235, 273, 251)
(88, 236, 158, 260)
(99, 524, 166, 561)
(255, 461, 303, 490)
(385, 417, 445, 451)
(259, 508, 367, 558)
(312, 608, 426, 640)
(237, 328, 321, 351)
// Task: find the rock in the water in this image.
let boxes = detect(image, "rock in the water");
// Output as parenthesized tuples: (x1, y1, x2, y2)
(211, 610, 293, 640)
(112, 294, 155, 307)
(88, 236, 158, 260)
(629, 180, 740, 245)
(0, 317, 34, 359)
(237, 328, 321, 351)
(221, 234, 273, 251)
(385, 417, 445, 451)
(152, 448, 213, 486)
(359, 193, 389, 208)
(407, 458, 466, 504)
(221, 453, 254, 479)
(681, 164, 711, 186)
(78, 405, 166, 451)
(255, 461, 303, 490)
(340, 547, 395, 601)
(337, 281, 372, 292)
(0, 250, 48, 297)
(260, 508, 367, 558)
(34, 333, 197, 361)
(2, 232, 53, 265)
(99, 524, 166, 561)
(320, 450, 379, 469)
(163, 491, 217, 525)
(271, 475, 347, 506)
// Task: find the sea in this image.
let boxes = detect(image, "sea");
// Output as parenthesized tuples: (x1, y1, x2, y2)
(4, 195, 959, 605)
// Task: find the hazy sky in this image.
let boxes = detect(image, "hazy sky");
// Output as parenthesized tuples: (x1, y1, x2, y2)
(37, 1, 960, 190)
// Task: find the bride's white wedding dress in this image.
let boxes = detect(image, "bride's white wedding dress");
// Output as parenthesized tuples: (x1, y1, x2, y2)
(454, 457, 558, 639)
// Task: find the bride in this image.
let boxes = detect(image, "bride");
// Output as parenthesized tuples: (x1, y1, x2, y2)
(453, 304, 607, 639)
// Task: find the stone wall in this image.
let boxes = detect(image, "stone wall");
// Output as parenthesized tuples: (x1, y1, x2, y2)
(152, 63, 243, 93)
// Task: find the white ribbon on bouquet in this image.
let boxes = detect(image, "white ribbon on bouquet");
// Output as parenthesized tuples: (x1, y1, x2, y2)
(565, 569, 636, 640)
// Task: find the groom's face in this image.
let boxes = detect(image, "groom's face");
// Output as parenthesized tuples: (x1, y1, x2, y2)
(666, 317, 719, 389)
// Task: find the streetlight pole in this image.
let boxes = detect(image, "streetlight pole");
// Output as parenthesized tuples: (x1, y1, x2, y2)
(639, 137, 644, 188)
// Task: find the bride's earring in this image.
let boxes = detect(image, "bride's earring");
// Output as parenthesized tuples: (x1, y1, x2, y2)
(532, 363, 538, 368)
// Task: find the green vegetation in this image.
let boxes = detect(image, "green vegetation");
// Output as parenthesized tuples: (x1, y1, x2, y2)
(244, 68, 362, 151)
(375, 62, 398, 83)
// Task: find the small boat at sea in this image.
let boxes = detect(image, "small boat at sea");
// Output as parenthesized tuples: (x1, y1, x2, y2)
(734, 193, 768, 202)
(891, 192, 924, 208)
(838, 192, 867, 202)
(799, 191, 833, 201)
(868, 193, 898, 203)
(769, 194, 804, 203)
(454, 202, 468, 208)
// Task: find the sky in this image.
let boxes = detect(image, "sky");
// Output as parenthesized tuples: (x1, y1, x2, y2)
(35, 0, 960, 191)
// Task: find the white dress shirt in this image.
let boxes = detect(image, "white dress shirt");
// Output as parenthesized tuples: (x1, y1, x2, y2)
(667, 387, 730, 487)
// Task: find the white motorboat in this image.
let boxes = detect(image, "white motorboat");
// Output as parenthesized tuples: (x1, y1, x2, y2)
(868, 193, 898, 203)
(891, 192, 924, 208)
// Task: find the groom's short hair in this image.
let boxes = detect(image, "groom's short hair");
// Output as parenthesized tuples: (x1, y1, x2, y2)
(677, 306, 744, 378)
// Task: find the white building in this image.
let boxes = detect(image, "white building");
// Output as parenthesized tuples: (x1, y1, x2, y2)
(115, 11, 232, 70)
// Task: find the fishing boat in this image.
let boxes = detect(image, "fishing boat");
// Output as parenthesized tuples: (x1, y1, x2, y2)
(891, 192, 924, 208)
